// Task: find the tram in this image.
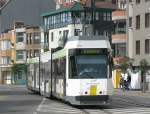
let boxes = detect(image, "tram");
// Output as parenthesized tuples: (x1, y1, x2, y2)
(27, 57, 40, 92)
(27, 35, 113, 105)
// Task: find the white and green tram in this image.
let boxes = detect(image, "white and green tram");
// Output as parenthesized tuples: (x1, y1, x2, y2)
(27, 36, 113, 105)
(51, 36, 113, 105)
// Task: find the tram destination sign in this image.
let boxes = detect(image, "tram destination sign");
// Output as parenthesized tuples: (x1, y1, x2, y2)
(70, 49, 108, 56)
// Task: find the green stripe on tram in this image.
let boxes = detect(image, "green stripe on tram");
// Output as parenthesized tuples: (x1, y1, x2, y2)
(26, 57, 39, 64)
(52, 49, 66, 59)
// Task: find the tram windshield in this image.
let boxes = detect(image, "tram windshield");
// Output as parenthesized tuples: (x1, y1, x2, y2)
(69, 49, 108, 79)
(76, 55, 107, 79)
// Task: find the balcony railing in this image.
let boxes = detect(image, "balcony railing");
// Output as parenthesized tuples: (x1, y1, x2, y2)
(25, 44, 41, 50)
(0, 50, 12, 57)
(112, 33, 127, 43)
(0, 33, 12, 41)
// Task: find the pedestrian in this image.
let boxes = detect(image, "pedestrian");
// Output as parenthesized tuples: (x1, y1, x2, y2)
(127, 73, 131, 90)
(120, 76, 124, 89)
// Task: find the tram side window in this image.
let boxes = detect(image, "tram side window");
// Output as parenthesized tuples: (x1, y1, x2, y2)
(69, 56, 77, 78)
(53, 58, 66, 78)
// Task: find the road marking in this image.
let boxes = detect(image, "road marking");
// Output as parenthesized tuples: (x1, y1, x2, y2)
(105, 108, 150, 114)
(38, 109, 82, 113)
(84, 109, 107, 114)
(37, 104, 83, 114)
(36, 97, 46, 112)
(34, 98, 83, 114)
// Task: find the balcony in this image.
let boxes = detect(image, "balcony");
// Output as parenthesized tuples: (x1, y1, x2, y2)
(16, 43, 26, 50)
(0, 50, 12, 57)
(112, 34, 127, 44)
(0, 33, 12, 41)
(25, 44, 41, 50)
(112, 10, 127, 21)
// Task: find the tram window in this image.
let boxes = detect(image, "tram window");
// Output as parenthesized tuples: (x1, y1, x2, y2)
(69, 56, 77, 78)
(69, 55, 108, 79)
(53, 58, 66, 78)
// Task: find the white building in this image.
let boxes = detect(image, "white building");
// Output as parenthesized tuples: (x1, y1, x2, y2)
(127, 0, 150, 67)
(41, 2, 114, 53)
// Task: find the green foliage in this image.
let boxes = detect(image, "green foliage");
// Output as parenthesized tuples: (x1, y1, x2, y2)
(12, 64, 27, 73)
(44, 48, 49, 52)
(119, 56, 134, 73)
(120, 62, 128, 73)
(140, 59, 148, 74)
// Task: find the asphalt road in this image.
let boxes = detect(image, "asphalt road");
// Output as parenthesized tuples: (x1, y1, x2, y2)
(0, 85, 150, 114)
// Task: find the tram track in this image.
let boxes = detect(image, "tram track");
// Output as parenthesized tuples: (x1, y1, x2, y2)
(111, 96, 150, 108)
(74, 95, 150, 114)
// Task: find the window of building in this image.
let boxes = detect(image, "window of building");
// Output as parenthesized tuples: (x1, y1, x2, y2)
(136, 40, 140, 55)
(136, 0, 140, 4)
(34, 50, 39, 57)
(16, 50, 24, 60)
(74, 29, 81, 36)
(16, 32, 24, 43)
(51, 32, 54, 42)
(17, 71, 23, 80)
(33, 32, 40, 44)
(0, 41, 10, 50)
(145, 39, 150, 54)
(129, 17, 132, 27)
(145, 13, 150, 28)
(0, 57, 10, 64)
(136, 15, 140, 29)
(103, 13, 107, 21)
(16, 32, 24, 36)
(16, 37, 24, 43)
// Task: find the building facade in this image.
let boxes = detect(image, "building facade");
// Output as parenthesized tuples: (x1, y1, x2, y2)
(112, 10, 127, 57)
(41, 2, 114, 53)
(128, 0, 150, 67)
(111, 0, 128, 66)
(0, 31, 15, 84)
(0, 22, 41, 85)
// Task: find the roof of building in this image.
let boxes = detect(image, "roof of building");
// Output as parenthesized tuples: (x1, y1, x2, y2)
(42, 2, 84, 17)
(42, 2, 114, 17)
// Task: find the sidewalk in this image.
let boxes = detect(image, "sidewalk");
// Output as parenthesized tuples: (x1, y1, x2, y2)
(113, 89, 150, 98)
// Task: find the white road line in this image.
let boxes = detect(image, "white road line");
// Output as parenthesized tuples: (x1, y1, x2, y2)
(40, 108, 82, 112)
(36, 98, 46, 112)
(105, 108, 150, 114)
(84, 109, 107, 114)
(40, 105, 81, 111)
(131, 112, 150, 114)
(35, 98, 82, 114)
(38, 109, 82, 114)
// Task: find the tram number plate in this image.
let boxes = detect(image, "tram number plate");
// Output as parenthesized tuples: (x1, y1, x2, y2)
(90, 85, 97, 95)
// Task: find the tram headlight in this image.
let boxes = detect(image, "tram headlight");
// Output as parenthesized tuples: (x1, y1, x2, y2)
(99, 91, 102, 94)
(85, 91, 88, 94)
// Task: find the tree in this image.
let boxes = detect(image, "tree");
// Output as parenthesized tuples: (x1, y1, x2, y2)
(120, 62, 128, 73)
(139, 59, 148, 92)
(117, 56, 134, 73)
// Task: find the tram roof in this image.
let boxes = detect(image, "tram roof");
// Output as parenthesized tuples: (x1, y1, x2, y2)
(65, 35, 111, 49)
(67, 35, 109, 41)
